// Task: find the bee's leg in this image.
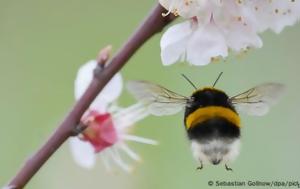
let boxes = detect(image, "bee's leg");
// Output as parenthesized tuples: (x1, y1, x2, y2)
(225, 164, 233, 172)
(196, 161, 203, 170)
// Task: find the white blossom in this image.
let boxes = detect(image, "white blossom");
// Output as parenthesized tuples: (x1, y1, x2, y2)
(160, 0, 300, 66)
(69, 61, 157, 172)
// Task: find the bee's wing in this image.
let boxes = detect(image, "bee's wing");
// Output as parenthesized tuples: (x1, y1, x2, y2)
(229, 83, 286, 116)
(127, 80, 190, 116)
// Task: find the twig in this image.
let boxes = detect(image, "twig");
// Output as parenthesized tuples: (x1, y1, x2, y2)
(6, 4, 175, 189)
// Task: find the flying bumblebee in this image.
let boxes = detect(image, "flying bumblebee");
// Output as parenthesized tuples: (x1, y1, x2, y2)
(127, 73, 285, 171)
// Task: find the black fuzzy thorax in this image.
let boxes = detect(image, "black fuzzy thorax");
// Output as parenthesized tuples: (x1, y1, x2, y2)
(184, 88, 240, 141)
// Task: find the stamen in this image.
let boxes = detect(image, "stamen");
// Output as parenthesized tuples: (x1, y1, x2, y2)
(100, 151, 112, 171)
(162, 1, 178, 17)
(109, 148, 132, 172)
(162, 9, 172, 17)
(122, 134, 158, 145)
(119, 143, 141, 162)
(114, 105, 149, 129)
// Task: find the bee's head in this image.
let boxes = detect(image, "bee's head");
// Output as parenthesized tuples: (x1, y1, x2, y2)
(185, 88, 233, 116)
(182, 72, 236, 117)
(193, 87, 229, 104)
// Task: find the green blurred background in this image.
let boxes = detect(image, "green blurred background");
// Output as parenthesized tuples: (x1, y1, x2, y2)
(1, 0, 300, 188)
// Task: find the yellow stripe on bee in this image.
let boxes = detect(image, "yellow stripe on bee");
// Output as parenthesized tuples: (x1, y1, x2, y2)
(185, 106, 241, 129)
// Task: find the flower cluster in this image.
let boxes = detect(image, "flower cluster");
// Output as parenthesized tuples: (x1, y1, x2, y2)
(69, 60, 157, 172)
(160, 0, 300, 66)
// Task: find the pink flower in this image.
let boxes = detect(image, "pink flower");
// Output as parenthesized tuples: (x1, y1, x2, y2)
(69, 60, 157, 171)
(80, 111, 117, 153)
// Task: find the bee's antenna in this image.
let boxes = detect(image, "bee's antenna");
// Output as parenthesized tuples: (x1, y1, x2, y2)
(181, 74, 197, 90)
(212, 72, 223, 87)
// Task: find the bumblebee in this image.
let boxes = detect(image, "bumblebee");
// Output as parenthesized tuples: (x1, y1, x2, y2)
(127, 73, 285, 171)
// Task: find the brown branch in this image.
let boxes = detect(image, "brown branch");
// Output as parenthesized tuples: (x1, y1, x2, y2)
(6, 4, 175, 189)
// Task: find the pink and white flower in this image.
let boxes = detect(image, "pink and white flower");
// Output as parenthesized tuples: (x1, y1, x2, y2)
(160, 0, 300, 66)
(69, 60, 157, 172)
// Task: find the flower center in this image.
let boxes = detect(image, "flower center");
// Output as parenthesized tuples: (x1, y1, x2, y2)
(81, 111, 118, 153)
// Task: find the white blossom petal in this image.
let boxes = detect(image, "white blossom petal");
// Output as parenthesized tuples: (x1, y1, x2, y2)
(160, 21, 193, 65)
(242, 0, 300, 33)
(223, 22, 263, 51)
(208, 1, 260, 51)
(69, 137, 96, 169)
(74, 60, 123, 110)
(186, 21, 228, 65)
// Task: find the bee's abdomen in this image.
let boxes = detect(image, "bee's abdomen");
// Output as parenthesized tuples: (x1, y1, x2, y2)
(184, 105, 241, 141)
(187, 117, 240, 141)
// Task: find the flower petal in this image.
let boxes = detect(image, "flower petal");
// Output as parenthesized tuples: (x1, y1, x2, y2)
(186, 21, 228, 65)
(223, 22, 263, 52)
(69, 137, 96, 169)
(74, 60, 123, 110)
(211, 1, 263, 51)
(160, 21, 193, 65)
(241, 0, 300, 33)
